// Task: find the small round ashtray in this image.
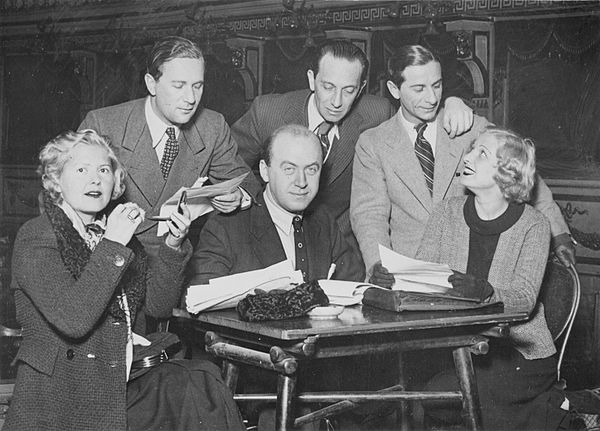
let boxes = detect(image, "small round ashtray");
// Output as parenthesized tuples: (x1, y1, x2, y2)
(307, 305, 345, 320)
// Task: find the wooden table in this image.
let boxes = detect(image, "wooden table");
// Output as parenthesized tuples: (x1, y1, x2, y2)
(175, 305, 528, 431)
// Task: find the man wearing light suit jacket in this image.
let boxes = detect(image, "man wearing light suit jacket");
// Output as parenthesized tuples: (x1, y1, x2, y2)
(80, 36, 261, 264)
(350, 45, 575, 285)
(232, 39, 475, 258)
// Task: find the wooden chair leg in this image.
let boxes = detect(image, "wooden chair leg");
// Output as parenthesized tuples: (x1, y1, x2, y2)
(453, 346, 483, 431)
(222, 360, 240, 394)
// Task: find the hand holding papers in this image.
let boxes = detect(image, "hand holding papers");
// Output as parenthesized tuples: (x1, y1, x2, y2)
(379, 245, 453, 293)
(156, 173, 248, 236)
(186, 260, 304, 314)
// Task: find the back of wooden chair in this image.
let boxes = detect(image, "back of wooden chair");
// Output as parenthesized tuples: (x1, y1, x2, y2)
(0, 324, 22, 430)
(537, 260, 581, 382)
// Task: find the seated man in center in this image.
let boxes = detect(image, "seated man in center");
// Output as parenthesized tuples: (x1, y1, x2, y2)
(188, 123, 364, 286)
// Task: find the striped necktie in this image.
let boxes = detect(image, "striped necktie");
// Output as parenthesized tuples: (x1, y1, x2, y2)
(414, 122, 434, 195)
(160, 127, 179, 179)
(316, 121, 334, 162)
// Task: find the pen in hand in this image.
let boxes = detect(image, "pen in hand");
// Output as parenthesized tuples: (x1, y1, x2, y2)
(327, 263, 336, 280)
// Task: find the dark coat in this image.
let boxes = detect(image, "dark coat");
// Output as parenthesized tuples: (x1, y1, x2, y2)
(80, 98, 261, 260)
(231, 89, 394, 240)
(188, 193, 365, 286)
(6, 204, 192, 431)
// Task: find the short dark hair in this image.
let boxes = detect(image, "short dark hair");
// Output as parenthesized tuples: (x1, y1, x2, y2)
(387, 45, 439, 87)
(262, 124, 321, 166)
(147, 36, 204, 81)
(310, 39, 369, 83)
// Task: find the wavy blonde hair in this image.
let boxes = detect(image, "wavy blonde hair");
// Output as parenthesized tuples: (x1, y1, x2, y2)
(38, 129, 126, 204)
(475, 126, 537, 203)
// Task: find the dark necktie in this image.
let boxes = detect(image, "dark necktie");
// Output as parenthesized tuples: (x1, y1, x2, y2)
(414, 122, 435, 196)
(292, 216, 309, 282)
(160, 127, 179, 179)
(316, 121, 334, 162)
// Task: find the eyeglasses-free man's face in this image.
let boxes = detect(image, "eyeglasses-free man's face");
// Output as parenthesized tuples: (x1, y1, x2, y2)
(307, 53, 366, 124)
(145, 57, 205, 126)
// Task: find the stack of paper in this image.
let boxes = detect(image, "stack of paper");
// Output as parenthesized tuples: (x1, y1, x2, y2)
(317, 280, 379, 306)
(185, 260, 304, 314)
(379, 245, 453, 293)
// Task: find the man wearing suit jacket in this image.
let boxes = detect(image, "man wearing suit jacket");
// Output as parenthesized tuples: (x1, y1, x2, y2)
(231, 39, 474, 256)
(188, 124, 364, 286)
(80, 36, 260, 263)
(350, 45, 575, 285)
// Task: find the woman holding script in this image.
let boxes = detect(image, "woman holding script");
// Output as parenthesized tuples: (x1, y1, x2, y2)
(416, 127, 565, 430)
(7, 130, 244, 430)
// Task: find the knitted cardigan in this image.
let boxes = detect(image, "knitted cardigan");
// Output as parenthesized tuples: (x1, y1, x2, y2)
(6, 201, 192, 431)
(417, 196, 556, 360)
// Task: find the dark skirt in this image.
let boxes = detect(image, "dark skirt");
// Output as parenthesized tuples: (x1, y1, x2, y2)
(424, 340, 565, 431)
(127, 358, 245, 431)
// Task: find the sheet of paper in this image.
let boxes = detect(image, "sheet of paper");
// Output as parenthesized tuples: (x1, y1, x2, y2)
(317, 280, 377, 305)
(185, 260, 304, 313)
(156, 173, 248, 236)
(379, 244, 453, 289)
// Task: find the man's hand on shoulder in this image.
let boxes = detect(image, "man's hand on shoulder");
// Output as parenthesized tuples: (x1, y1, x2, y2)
(443, 97, 474, 138)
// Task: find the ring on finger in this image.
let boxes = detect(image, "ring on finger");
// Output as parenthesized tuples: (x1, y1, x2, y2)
(127, 209, 139, 222)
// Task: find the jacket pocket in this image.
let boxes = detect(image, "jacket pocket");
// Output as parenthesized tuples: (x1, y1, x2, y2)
(15, 339, 59, 376)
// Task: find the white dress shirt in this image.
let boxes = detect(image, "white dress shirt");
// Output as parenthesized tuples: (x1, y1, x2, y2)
(307, 94, 340, 144)
(145, 96, 180, 162)
(399, 109, 438, 156)
(263, 188, 301, 266)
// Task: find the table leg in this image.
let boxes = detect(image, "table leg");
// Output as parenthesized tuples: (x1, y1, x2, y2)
(453, 346, 482, 431)
(397, 352, 409, 431)
(275, 373, 297, 431)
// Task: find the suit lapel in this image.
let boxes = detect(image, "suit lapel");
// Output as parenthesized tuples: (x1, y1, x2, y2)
(303, 212, 326, 279)
(433, 118, 464, 203)
(284, 90, 310, 127)
(120, 101, 164, 206)
(325, 108, 363, 185)
(388, 115, 432, 211)
(249, 198, 288, 268)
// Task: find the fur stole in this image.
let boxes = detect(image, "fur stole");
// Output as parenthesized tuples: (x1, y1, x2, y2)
(42, 192, 147, 320)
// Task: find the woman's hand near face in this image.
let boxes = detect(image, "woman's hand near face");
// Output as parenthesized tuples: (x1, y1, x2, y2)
(104, 203, 145, 246)
(165, 202, 191, 250)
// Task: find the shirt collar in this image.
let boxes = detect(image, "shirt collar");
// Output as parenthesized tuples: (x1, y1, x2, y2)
(263, 188, 299, 236)
(58, 200, 106, 249)
(307, 94, 340, 140)
(144, 96, 180, 148)
(399, 108, 437, 147)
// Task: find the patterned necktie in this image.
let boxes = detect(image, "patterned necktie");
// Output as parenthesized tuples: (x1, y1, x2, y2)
(292, 216, 309, 282)
(316, 121, 334, 163)
(414, 122, 435, 196)
(160, 127, 179, 179)
(85, 223, 105, 235)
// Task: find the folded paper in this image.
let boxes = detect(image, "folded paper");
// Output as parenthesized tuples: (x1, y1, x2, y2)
(157, 172, 248, 236)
